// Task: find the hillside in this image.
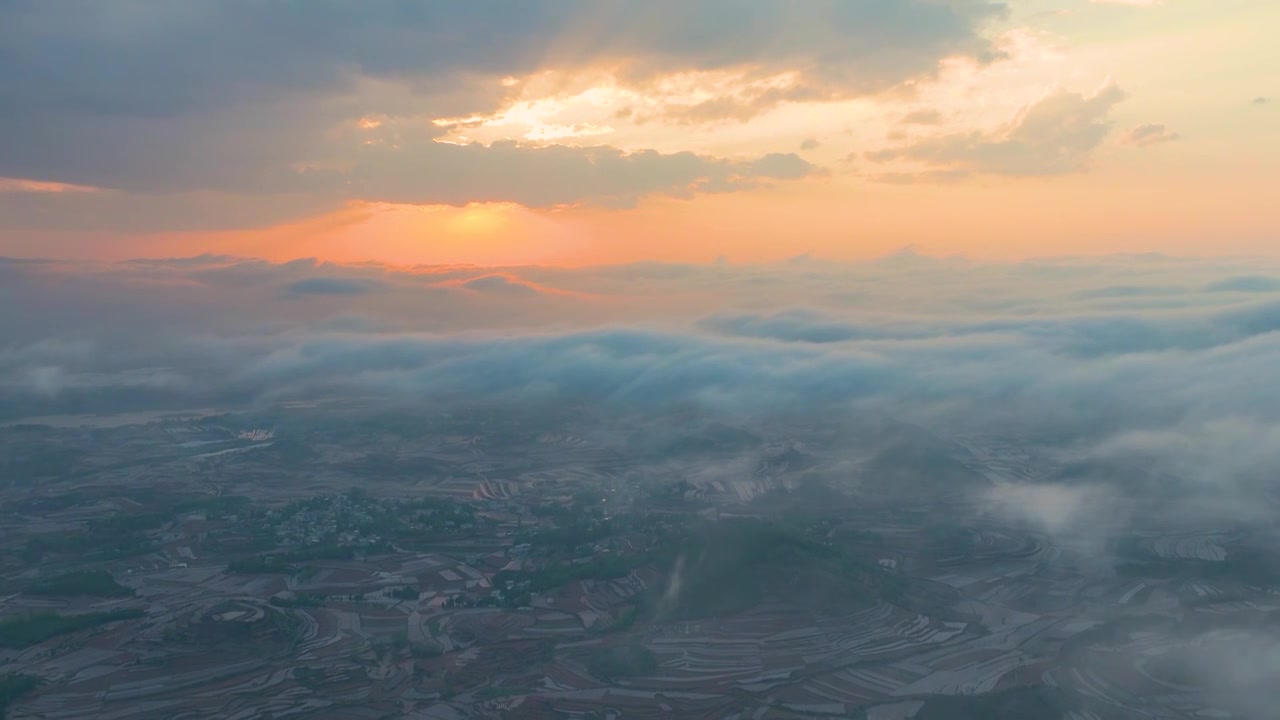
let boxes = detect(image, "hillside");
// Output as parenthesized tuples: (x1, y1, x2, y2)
(857, 433, 987, 498)
(649, 518, 892, 621)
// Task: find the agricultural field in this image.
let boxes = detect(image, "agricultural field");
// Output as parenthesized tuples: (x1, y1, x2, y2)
(1, 406, 1276, 719)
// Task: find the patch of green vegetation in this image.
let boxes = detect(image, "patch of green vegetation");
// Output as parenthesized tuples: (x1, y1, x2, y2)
(0, 609, 145, 649)
(287, 543, 363, 561)
(0, 673, 40, 719)
(23, 527, 155, 564)
(645, 518, 889, 620)
(913, 686, 1069, 720)
(410, 640, 443, 658)
(0, 446, 83, 484)
(26, 570, 134, 597)
(172, 494, 252, 518)
(1114, 543, 1280, 586)
(19, 502, 197, 565)
(294, 665, 325, 689)
(475, 685, 529, 700)
(227, 555, 293, 574)
(230, 542, 389, 575)
(388, 586, 418, 601)
(494, 553, 646, 608)
(4, 492, 91, 516)
(587, 644, 658, 680)
(520, 517, 613, 552)
(494, 516, 891, 620)
(272, 609, 304, 649)
(596, 606, 639, 635)
(857, 435, 987, 497)
(269, 593, 327, 608)
(1063, 614, 1166, 651)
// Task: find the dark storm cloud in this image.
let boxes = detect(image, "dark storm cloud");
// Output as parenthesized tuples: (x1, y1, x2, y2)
(0, 1, 1003, 231)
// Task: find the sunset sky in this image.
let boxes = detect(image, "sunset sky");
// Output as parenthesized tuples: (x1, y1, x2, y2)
(0, 0, 1276, 266)
(4, 1, 1280, 506)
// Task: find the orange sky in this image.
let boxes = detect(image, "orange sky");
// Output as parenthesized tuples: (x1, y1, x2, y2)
(16, 163, 1273, 267)
(0, 0, 1276, 266)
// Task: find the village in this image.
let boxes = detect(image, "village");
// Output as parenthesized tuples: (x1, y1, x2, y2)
(1, 408, 1277, 719)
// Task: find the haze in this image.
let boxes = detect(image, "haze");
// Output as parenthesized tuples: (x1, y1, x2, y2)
(1, 3, 1278, 719)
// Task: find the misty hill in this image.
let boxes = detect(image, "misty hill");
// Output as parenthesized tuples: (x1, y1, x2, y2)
(758, 445, 819, 474)
(856, 433, 987, 498)
(1052, 458, 1179, 496)
(650, 518, 892, 621)
(627, 420, 761, 459)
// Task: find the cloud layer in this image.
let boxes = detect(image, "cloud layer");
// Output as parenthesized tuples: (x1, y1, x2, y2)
(7, 252, 1280, 587)
(5, 253, 1280, 449)
(0, 1, 1003, 231)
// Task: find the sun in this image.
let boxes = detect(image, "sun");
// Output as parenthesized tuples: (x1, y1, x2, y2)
(445, 203, 516, 236)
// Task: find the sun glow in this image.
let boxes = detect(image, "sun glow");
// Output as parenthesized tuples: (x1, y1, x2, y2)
(445, 203, 517, 235)
(0, 177, 101, 193)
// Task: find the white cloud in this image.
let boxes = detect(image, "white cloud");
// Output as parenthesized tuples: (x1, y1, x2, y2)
(1120, 122, 1180, 147)
(866, 82, 1127, 177)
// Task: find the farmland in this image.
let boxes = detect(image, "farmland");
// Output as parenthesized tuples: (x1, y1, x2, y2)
(1, 405, 1276, 718)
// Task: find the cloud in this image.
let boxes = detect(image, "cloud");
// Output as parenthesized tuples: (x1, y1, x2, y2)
(6, 252, 1280, 719)
(13, 251, 1280, 566)
(800, 138, 820, 151)
(899, 109, 944, 125)
(1204, 275, 1280, 293)
(1120, 122, 1180, 147)
(866, 82, 1126, 177)
(1074, 284, 1185, 299)
(344, 140, 819, 210)
(284, 277, 382, 296)
(459, 274, 543, 295)
(1253, 96, 1270, 106)
(701, 310, 898, 344)
(1089, 0, 1162, 6)
(0, 177, 100, 194)
(0, 132, 818, 232)
(447, 273, 578, 298)
(1090, 418, 1280, 494)
(0, 1, 1001, 231)
(868, 169, 972, 185)
(981, 483, 1118, 537)
(5, 252, 1280, 447)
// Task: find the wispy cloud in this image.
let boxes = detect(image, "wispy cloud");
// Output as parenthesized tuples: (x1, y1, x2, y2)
(0, 177, 101, 194)
(1120, 122, 1180, 147)
(866, 83, 1126, 178)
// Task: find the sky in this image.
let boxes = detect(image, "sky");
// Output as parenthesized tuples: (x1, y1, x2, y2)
(0, 0, 1276, 266)
(3, 0, 1280, 472)
(4, 8, 1279, 704)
